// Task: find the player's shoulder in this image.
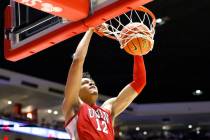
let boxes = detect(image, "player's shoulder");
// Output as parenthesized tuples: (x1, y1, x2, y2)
(100, 97, 117, 113)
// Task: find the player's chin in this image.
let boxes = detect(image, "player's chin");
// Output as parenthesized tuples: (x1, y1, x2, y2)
(90, 89, 98, 95)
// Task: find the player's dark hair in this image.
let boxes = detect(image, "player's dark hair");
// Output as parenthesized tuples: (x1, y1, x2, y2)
(82, 72, 92, 79)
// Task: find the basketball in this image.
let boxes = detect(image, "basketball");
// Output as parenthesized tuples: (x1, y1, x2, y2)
(123, 37, 152, 56)
(120, 23, 153, 56)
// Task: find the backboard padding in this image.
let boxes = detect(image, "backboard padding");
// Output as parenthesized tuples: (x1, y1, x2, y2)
(4, 0, 152, 61)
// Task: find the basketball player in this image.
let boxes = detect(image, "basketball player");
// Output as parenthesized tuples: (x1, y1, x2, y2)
(62, 28, 146, 140)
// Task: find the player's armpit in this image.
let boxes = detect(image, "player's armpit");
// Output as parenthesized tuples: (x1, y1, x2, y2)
(101, 97, 117, 114)
(62, 97, 83, 123)
(110, 85, 139, 118)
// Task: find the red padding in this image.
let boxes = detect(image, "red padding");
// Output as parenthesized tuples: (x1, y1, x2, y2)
(15, 0, 89, 21)
(4, 6, 12, 29)
(4, 6, 12, 58)
(5, 0, 152, 61)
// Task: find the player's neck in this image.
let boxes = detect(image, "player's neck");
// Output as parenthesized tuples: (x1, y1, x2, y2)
(85, 100, 97, 106)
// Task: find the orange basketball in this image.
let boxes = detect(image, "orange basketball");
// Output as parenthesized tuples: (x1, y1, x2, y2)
(120, 23, 153, 56)
(123, 37, 152, 56)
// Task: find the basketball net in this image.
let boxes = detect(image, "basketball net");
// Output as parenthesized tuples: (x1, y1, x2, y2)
(95, 6, 156, 50)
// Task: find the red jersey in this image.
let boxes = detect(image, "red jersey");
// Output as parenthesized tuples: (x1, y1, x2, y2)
(65, 103, 114, 140)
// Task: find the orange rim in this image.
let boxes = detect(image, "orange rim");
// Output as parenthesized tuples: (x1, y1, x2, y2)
(136, 6, 156, 28)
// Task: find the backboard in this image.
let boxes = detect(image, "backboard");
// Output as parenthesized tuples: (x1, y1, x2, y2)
(4, 0, 152, 61)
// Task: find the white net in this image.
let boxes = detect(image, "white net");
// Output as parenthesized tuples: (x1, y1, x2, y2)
(95, 6, 156, 49)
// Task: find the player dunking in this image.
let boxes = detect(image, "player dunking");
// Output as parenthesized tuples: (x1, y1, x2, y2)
(62, 28, 146, 140)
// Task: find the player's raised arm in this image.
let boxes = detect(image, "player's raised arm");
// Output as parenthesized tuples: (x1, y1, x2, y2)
(62, 28, 94, 121)
(102, 56, 146, 118)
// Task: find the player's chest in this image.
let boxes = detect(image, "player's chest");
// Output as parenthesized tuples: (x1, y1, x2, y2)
(87, 108, 110, 124)
(83, 108, 111, 134)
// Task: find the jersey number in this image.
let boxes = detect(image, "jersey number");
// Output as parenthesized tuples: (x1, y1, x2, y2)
(96, 119, 108, 134)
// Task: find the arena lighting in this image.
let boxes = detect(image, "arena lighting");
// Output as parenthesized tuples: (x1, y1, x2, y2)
(196, 130, 200, 134)
(47, 109, 52, 114)
(162, 125, 170, 130)
(193, 89, 203, 96)
(7, 100, 12, 105)
(53, 110, 58, 115)
(136, 126, 140, 131)
(119, 131, 123, 136)
(156, 17, 170, 26)
(26, 113, 33, 119)
(0, 119, 70, 139)
(156, 18, 163, 23)
(196, 127, 201, 131)
(143, 131, 148, 135)
(188, 124, 193, 129)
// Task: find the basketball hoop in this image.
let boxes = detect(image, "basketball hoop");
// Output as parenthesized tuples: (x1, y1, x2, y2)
(95, 6, 156, 55)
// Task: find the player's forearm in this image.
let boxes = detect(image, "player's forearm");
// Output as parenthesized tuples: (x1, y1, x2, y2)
(130, 56, 146, 93)
(73, 28, 94, 62)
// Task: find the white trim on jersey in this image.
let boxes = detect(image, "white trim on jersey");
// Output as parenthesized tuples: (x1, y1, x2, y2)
(65, 115, 79, 140)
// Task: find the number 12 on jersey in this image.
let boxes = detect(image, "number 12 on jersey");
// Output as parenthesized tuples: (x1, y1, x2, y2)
(96, 119, 108, 134)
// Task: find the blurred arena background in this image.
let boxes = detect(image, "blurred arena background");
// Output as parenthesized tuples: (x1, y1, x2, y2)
(0, 0, 210, 140)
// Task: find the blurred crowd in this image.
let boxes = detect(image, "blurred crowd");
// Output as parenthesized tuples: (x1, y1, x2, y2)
(0, 111, 65, 131)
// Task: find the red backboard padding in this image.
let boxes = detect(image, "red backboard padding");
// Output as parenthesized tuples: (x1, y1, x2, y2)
(4, 0, 152, 61)
(14, 0, 90, 21)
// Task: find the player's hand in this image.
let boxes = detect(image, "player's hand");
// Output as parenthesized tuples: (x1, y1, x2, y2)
(94, 23, 109, 37)
(95, 23, 108, 32)
(89, 27, 95, 32)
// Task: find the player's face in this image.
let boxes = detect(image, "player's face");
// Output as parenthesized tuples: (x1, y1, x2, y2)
(79, 78, 98, 104)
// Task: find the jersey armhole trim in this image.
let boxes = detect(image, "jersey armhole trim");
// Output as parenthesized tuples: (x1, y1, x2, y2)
(64, 114, 77, 128)
(64, 102, 85, 128)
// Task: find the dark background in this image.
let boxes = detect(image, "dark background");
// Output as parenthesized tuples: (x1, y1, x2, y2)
(0, 0, 210, 104)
